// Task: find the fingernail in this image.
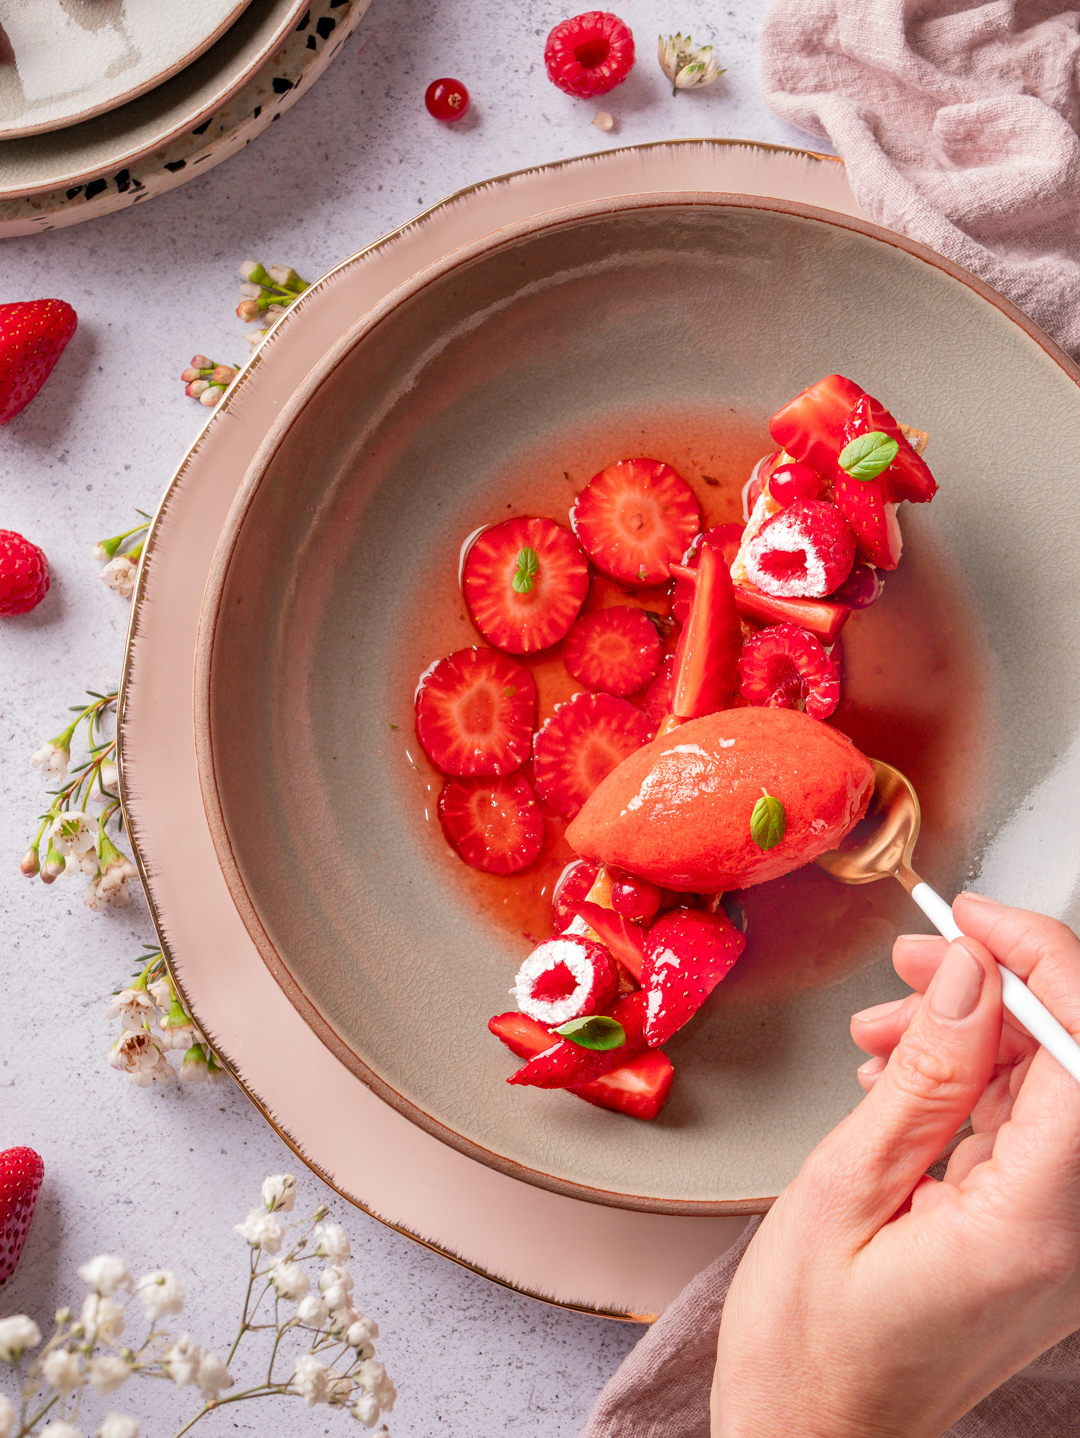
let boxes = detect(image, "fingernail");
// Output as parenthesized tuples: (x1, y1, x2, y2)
(897, 933, 942, 942)
(857, 1055, 886, 1076)
(852, 997, 905, 1024)
(958, 890, 996, 904)
(930, 940, 984, 1020)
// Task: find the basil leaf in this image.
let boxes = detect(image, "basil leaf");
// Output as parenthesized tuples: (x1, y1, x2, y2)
(555, 1015, 626, 1051)
(512, 546, 540, 594)
(750, 791, 787, 851)
(838, 431, 899, 482)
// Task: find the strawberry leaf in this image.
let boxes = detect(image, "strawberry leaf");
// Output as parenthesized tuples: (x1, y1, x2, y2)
(838, 431, 899, 482)
(750, 791, 786, 850)
(512, 546, 540, 594)
(555, 1015, 626, 1050)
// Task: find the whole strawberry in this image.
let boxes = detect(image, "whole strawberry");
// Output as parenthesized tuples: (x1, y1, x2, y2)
(0, 299, 77, 425)
(0, 1147, 44, 1286)
(0, 529, 49, 615)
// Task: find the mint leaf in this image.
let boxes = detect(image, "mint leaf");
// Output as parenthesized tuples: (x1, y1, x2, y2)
(750, 791, 786, 851)
(838, 431, 899, 482)
(555, 1015, 626, 1051)
(512, 547, 540, 594)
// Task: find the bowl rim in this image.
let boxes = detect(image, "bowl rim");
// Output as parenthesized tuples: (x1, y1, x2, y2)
(193, 187, 1080, 1217)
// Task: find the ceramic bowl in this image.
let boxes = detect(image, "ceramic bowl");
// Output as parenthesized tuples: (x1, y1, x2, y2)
(195, 193, 1080, 1214)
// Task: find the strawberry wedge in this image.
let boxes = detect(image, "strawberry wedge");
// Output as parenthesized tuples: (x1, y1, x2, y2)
(670, 539, 742, 718)
(732, 583, 851, 645)
(506, 992, 648, 1088)
(461, 515, 590, 654)
(570, 458, 700, 586)
(415, 647, 536, 775)
(856, 393, 937, 504)
(573, 898, 647, 981)
(768, 373, 863, 477)
(640, 909, 745, 1046)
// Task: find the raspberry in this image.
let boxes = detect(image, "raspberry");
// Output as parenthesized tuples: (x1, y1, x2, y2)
(544, 12, 635, 97)
(0, 529, 49, 615)
(738, 623, 840, 720)
(744, 499, 855, 599)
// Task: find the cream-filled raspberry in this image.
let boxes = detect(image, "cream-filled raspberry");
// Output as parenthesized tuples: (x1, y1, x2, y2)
(744, 498, 855, 599)
(512, 936, 619, 1027)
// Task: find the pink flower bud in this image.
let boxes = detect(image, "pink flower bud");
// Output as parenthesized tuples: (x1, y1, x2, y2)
(190, 354, 212, 368)
(186, 379, 210, 398)
(211, 365, 237, 385)
(180, 367, 200, 382)
(236, 300, 260, 322)
(20, 849, 39, 877)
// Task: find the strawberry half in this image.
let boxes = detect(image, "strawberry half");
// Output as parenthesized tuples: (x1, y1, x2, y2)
(851, 393, 937, 504)
(670, 539, 742, 718)
(0, 1146, 44, 1285)
(641, 910, 745, 1046)
(415, 647, 536, 776)
(511, 935, 620, 1026)
(506, 992, 647, 1088)
(533, 691, 655, 818)
(563, 605, 661, 696)
(573, 898, 647, 981)
(438, 773, 544, 874)
(461, 516, 590, 654)
(732, 583, 850, 645)
(570, 458, 700, 587)
(768, 373, 863, 477)
(738, 622, 840, 720)
(0, 300, 77, 425)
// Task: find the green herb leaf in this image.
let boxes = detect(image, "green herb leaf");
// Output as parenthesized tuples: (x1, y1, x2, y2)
(512, 547, 540, 594)
(555, 1015, 626, 1051)
(750, 791, 787, 851)
(838, 431, 899, 482)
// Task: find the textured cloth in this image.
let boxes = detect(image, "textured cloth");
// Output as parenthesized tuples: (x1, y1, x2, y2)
(759, 0, 1080, 360)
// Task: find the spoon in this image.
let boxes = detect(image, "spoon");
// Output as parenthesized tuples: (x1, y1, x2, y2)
(816, 759, 1080, 1085)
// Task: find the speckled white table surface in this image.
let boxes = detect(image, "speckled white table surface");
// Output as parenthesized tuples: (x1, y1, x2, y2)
(0, 3, 831, 1434)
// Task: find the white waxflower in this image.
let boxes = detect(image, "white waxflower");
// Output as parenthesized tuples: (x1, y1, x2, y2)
(296, 1293, 330, 1327)
(233, 1208, 284, 1254)
(177, 1044, 208, 1081)
(261, 1174, 296, 1213)
(88, 1355, 131, 1395)
(313, 1221, 350, 1261)
(137, 1269, 185, 1323)
(96, 1416, 138, 1438)
(148, 976, 172, 1010)
(50, 811, 96, 858)
(657, 32, 725, 92)
(108, 1031, 172, 1087)
(41, 1347, 82, 1392)
(196, 1349, 233, 1401)
(291, 1352, 331, 1407)
(85, 848, 138, 910)
(31, 740, 69, 783)
(81, 1294, 125, 1346)
(0, 1313, 42, 1361)
(41, 1423, 83, 1438)
(346, 1314, 379, 1350)
(99, 555, 139, 599)
(163, 1334, 201, 1387)
(105, 988, 156, 1033)
(0, 1394, 13, 1438)
(269, 1260, 310, 1301)
(95, 759, 120, 794)
(79, 1255, 133, 1297)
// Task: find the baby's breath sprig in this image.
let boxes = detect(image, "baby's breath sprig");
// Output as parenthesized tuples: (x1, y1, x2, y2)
(107, 948, 228, 1090)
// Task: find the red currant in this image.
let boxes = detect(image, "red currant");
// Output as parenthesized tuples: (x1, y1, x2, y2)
(769, 461, 822, 506)
(425, 78, 470, 122)
(610, 870, 662, 923)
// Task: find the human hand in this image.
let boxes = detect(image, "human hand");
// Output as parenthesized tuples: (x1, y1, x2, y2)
(711, 893, 1080, 1438)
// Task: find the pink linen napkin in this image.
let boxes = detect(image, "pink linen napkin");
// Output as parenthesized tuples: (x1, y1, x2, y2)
(759, 0, 1080, 360)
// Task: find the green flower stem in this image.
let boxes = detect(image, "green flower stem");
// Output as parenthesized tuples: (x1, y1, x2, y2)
(96, 520, 150, 559)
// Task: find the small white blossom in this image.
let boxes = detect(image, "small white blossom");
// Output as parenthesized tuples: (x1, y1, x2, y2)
(353, 1357, 397, 1420)
(88, 1355, 131, 1395)
(318, 1262, 354, 1314)
(657, 32, 725, 92)
(81, 1294, 125, 1346)
(233, 1208, 284, 1254)
(0, 1394, 13, 1438)
(592, 110, 614, 130)
(196, 1349, 233, 1401)
(0, 1313, 41, 1361)
(99, 555, 139, 599)
(50, 811, 96, 857)
(327, 1370, 353, 1407)
(85, 850, 138, 910)
(149, 976, 172, 1009)
(41, 1424, 83, 1438)
(296, 1293, 330, 1327)
(269, 1260, 310, 1301)
(351, 1393, 382, 1427)
(329, 1303, 362, 1337)
(79, 1255, 133, 1297)
(31, 740, 69, 783)
(96, 759, 119, 793)
(313, 1221, 350, 1261)
(96, 1416, 138, 1438)
(137, 1269, 185, 1323)
(261, 1174, 296, 1213)
(105, 988, 156, 1033)
(292, 1352, 331, 1407)
(108, 1031, 172, 1087)
(346, 1314, 379, 1350)
(65, 849, 101, 876)
(41, 1347, 82, 1392)
(164, 1334, 201, 1387)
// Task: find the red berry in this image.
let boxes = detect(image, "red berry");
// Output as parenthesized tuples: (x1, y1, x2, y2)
(0, 529, 49, 616)
(830, 560, 882, 609)
(437, 773, 545, 874)
(551, 857, 601, 928)
(610, 870, 662, 922)
(573, 899, 647, 980)
(544, 11, 635, 97)
(640, 909, 745, 1046)
(768, 461, 822, 506)
(507, 991, 647, 1088)
(512, 934, 619, 1027)
(461, 516, 590, 654)
(425, 77, 470, 121)
(563, 605, 661, 696)
(0, 299, 77, 425)
(0, 1146, 44, 1285)
(744, 498, 856, 599)
(738, 622, 840, 720)
(415, 647, 535, 776)
(533, 691, 654, 819)
(571, 458, 700, 587)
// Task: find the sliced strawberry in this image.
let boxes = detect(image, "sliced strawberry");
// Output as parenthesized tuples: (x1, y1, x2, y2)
(833, 473, 903, 571)
(671, 523, 744, 625)
(533, 692, 654, 819)
(461, 516, 590, 654)
(738, 622, 840, 720)
(415, 647, 536, 776)
(610, 869, 662, 923)
(507, 992, 647, 1088)
(743, 499, 856, 600)
(573, 898, 647, 981)
(732, 583, 851, 644)
(641, 909, 745, 1046)
(768, 373, 864, 477)
(670, 540, 742, 718)
(852, 393, 937, 503)
(551, 857, 601, 928)
(512, 935, 620, 1026)
(438, 773, 545, 874)
(570, 458, 700, 587)
(563, 605, 661, 696)
(637, 654, 675, 728)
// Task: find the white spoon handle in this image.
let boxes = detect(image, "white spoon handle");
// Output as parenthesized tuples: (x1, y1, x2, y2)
(910, 882, 1080, 1086)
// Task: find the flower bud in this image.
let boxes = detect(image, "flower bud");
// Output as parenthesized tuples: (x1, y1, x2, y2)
(190, 354, 212, 369)
(56, 1308, 72, 1325)
(186, 379, 209, 398)
(200, 388, 222, 408)
(264, 304, 288, 322)
(180, 367, 200, 383)
(21, 848, 39, 877)
(239, 259, 266, 282)
(236, 299, 261, 323)
(211, 365, 237, 385)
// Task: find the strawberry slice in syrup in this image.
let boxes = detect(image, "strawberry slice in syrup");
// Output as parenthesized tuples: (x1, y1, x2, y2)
(437, 773, 545, 875)
(571, 458, 700, 587)
(563, 605, 661, 696)
(506, 992, 648, 1088)
(461, 515, 590, 654)
(670, 539, 742, 718)
(641, 909, 745, 1046)
(415, 647, 536, 776)
(533, 691, 655, 819)
(738, 622, 840, 720)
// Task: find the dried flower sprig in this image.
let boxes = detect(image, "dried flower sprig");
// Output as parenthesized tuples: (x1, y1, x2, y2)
(94, 512, 151, 599)
(107, 948, 228, 1090)
(658, 33, 725, 93)
(0, 1175, 396, 1437)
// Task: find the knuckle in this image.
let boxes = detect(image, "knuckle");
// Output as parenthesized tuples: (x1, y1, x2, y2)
(888, 1031, 968, 1105)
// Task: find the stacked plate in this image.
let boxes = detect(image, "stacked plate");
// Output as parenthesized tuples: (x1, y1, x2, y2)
(0, 0, 370, 236)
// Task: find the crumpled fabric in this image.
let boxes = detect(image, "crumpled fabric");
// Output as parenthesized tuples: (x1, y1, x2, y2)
(759, 0, 1080, 360)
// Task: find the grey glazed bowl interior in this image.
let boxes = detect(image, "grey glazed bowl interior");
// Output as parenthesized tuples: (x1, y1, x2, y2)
(196, 194, 1080, 1214)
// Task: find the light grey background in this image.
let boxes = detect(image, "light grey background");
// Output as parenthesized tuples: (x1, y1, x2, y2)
(0, 3, 826, 1433)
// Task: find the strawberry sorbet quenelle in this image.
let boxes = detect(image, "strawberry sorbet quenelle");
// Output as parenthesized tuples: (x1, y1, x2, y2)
(412, 375, 940, 1122)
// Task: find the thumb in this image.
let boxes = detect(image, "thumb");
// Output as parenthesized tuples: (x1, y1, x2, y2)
(811, 936, 1002, 1238)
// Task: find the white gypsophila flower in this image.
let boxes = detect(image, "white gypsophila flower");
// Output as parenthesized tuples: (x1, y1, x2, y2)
(296, 1293, 330, 1328)
(108, 1031, 172, 1087)
(80, 1294, 125, 1347)
(50, 811, 96, 857)
(137, 1269, 185, 1323)
(261, 1174, 296, 1213)
(105, 988, 156, 1033)
(318, 1263, 353, 1297)
(79, 1255, 133, 1297)
(31, 741, 69, 783)
(0, 1394, 13, 1438)
(40, 1423, 83, 1438)
(327, 1371, 353, 1408)
(269, 1260, 310, 1301)
(351, 1392, 382, 1427)
(0, 1313, 42, 1361)
(88, 1355, 131, 1395)
(291, 1353, 331, 1407)
(657, 32, 725, 92)
(41, 1347, 82, 1392)
(329, 1303, 361, 1338)
(196, 1349, 233, 1401)
(313, 1221, 350, 1261)
(346, 1315, 379, 1350)
(233, 1208, 284, 1254)
(164, 1334, 201, 1387)
(96, 1416, 138, 1438)
(354, 1357, 397, 1417)
(99, 555, 139, 599)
